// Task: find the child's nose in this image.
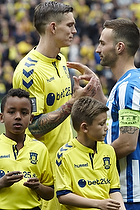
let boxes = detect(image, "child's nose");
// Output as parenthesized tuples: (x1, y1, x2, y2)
(15, 112, 21, 119)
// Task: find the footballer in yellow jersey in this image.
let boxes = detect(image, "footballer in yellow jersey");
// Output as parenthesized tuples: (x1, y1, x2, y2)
(56, 138, 120, 210)
(0, 133, 53, 209)
(13, 48, 73, 165)
(13, 48, 73, 210)
(13, 2, 97, 209)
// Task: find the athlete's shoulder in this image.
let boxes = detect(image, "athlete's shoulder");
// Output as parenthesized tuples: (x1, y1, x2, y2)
(99, 141, 115, 153)
(0, 133, 5, 141)
(56, 140, 74, 159)
(26, 135, 48, 150)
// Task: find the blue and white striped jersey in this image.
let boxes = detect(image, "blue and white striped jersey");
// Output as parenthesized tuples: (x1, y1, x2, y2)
(105, 68, 140, 203)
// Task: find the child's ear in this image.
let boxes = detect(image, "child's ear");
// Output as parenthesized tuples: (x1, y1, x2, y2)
(0, 113, 4, 123)
(81, 122, 88, 133)
(29, 114, 34, 124)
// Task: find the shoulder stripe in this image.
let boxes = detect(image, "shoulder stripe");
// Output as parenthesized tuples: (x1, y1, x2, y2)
(25, 62, 36, 68)
(23, 69, 34, 78)
(27, 57, 38, 63)
(23, 79, 33, 89)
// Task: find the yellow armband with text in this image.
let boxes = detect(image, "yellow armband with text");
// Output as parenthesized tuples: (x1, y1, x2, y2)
(119, 109, 140, 128)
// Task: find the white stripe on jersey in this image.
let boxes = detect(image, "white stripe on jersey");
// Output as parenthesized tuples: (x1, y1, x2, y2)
(132, 86, 140, 110)
(119, 81, 128, 110)
(132, 160, 140, 202)
(119, 157, 127, 201)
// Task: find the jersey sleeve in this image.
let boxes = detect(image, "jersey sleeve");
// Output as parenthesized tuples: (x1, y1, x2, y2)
(108, 146, 120, 192)
(13, 56, 45, 117)
(55, 151, 73, 196)
(39, 144, 54, 187)
(118, 81, 140, 111)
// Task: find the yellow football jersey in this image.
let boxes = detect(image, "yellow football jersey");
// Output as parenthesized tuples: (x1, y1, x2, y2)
(0, 133, 53, 209)
(13, 48, 73, 210)
(56, 138, 120, 210)
(13, 48, 73, 164)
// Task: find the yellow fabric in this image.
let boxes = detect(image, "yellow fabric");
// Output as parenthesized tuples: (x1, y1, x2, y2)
(13, 48, 73, 209)
(0, 134, 53, 209)
(55, 139, 120, 210)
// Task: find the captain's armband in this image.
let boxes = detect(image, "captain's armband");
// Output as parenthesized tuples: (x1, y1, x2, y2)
(119, 109, 140, 128)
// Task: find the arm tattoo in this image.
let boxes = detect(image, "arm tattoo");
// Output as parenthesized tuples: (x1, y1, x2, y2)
(120, 126, 138, 134)
(28, 101, 73, 138)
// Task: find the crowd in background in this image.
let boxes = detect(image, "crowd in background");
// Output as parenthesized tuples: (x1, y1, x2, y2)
(0, 0, 140, 101)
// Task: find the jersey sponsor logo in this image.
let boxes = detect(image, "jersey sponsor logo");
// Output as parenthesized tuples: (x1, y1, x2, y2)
(47, 93, 55, 106)
(23, 171, 37, 178)
(0, 170, 5, 178)
(0, 154, 10, 159)
(0, 170, 37, 178)
(78, 178, 111, 188)
(46, 87, 71, 106)
(74, 163, 88, 168)
(103, 157, 111, 169)
(78, 179, 86, 188)
(29, 152, 38, 164)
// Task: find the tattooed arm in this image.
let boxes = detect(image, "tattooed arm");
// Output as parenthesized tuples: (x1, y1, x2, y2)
(28, 76, 99, 139)
(111, 126, 139, 159)
(28, 101, 73, 139)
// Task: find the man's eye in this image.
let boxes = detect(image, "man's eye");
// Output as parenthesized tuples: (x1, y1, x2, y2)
(68, 23, 73, 27)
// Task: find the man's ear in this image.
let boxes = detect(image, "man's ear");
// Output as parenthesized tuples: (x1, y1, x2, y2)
(80, 122, 88, 133)
(50, 22, 56, 34)
(116, 42, 125, 54)
(29, 114, 34, 125)
(0, 113, 4, 123)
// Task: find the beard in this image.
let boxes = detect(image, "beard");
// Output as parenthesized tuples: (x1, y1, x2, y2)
(100, 49, 118, 67)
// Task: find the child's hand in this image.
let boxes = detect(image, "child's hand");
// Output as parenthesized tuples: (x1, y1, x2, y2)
(98, 198, 121, 210)
(0, 171, 23, 188)
(23, 177, 40, 190)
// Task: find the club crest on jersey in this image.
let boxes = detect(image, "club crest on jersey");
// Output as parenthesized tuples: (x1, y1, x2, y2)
(103, 157, 111, 169)
(29, 152, 38, 164)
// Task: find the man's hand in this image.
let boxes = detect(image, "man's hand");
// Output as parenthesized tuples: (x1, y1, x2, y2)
(67, 62, 95, 81)
(72, 76, 99, 101)
(0, 171, 23, 188)
(67, 62, 107, 104)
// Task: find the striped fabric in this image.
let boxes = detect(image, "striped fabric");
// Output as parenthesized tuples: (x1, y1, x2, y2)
(105, 69, 140, 202)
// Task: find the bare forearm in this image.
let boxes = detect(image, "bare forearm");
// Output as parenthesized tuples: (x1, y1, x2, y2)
(110, 192, 126, 210)
(35, 184, 54, 200)
(111, 126, 139, 159)
(94, 91, 107, 104)
(59, 193, 101, 208)
(58, 193, 121, 209)
(28, 101, 73, 139)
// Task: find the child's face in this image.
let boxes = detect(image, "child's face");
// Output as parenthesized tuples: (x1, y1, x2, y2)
(86, 112, 108, 142)
(0, 96, 33, 138)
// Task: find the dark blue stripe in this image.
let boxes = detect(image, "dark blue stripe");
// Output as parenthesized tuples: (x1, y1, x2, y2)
(27, 57, 38, 63)
(56, 190, 72, 197)
(23, 79, 33, 89)
(109, 188, 120, 194)
(23, 69, 34, 78)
